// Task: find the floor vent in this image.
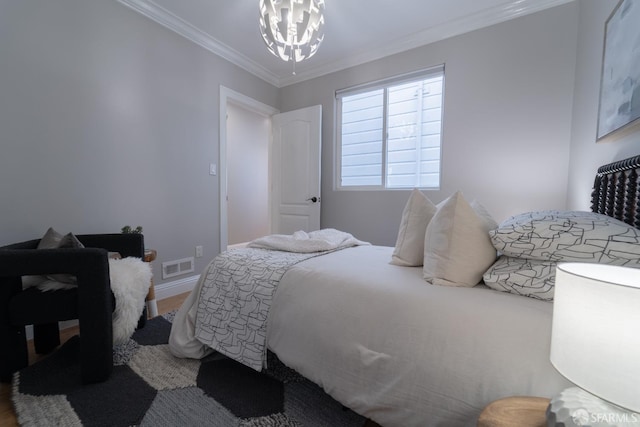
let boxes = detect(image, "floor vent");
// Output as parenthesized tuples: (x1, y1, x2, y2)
(162, 257, 195, 279)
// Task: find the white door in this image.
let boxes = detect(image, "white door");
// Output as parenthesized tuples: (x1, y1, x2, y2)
(271, 105, 322, 234)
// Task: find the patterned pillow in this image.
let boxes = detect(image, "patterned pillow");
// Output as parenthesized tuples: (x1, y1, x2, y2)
(483, 256, 556, 301)
(489, 211, 640, 267)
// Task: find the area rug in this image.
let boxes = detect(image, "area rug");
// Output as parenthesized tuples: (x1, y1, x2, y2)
(12, 313, 366, 427)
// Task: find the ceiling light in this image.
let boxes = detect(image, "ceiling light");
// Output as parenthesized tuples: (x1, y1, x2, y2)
(259, 0, 325, 73)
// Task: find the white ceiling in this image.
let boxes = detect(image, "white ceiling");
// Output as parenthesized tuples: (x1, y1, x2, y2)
(118, 0, 573, 88)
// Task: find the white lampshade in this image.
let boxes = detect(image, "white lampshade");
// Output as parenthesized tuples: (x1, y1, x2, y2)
(551, 263, 640, 413)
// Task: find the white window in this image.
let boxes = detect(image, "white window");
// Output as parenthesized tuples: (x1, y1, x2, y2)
(336, 66, 444, 189)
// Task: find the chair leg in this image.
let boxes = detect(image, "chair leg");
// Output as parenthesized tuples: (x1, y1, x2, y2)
(0, 325, 28, 382)
(33, 322, 61, 354)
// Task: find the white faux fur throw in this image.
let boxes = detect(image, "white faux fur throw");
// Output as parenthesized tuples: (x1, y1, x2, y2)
(24, 258, 151, 345)
(247, 228, 369, 253)
(108, 257, 152, 344)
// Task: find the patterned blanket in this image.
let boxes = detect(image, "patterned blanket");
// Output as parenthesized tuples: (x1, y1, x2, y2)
(193, 248, 321, 371)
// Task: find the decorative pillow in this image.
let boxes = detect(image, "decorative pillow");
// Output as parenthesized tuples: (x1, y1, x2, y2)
(36, 227, 64, 249)
(490, 211, 640, 267)
(483, 256, 556, 301)
(390, 189, 437, 266)
(470, 200, 499, 232)
(34, 227, 84, 287)
(423, 191, 497, 287)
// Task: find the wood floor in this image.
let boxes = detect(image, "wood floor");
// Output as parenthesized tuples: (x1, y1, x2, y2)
(0, 292, 189, 427)
(0, 292, 382, 427)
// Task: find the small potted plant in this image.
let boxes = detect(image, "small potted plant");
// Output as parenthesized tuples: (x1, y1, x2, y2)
(121, 225, 143, 234)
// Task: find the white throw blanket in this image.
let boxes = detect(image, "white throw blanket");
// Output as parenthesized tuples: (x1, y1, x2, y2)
(23, 257, 151, 344)
(108, 257, 152, 344)
(248, 228, 369, 253)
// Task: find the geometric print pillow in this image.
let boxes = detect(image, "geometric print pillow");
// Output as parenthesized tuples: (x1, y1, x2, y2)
(489, 211, 640, 267)
(483, 256, 556, 301)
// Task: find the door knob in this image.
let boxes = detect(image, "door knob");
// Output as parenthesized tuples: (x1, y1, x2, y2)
(306, 196, 319, 203)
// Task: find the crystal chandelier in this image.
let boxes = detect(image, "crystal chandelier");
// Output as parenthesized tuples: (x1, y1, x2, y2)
(259, 0, 325, 72)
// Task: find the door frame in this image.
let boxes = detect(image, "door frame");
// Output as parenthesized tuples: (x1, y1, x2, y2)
(219, 85, 279, 252)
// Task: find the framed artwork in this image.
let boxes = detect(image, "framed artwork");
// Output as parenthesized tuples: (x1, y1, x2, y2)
(596, 0, 640, 141)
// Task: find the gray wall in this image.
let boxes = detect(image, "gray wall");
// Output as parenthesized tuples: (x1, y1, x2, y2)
(566, 0, 640, 210)
(281, 3, 579, 246)
(0, 0, 279, 283)
(3, 0, 639, 286)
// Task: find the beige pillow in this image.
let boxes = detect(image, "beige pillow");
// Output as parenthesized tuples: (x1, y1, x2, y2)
(390, 189, 437, 266)
(423, 191, 497, 287)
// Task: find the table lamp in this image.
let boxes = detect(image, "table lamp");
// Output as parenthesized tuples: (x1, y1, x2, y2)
(548, 263, 640, 426)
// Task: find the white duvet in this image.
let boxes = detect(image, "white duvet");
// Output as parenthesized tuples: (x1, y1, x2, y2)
(171, 245, 571, 426)
(267, 245, 570, 427)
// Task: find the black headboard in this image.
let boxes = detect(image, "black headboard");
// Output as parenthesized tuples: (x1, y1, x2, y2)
(591, 154, 640, 228)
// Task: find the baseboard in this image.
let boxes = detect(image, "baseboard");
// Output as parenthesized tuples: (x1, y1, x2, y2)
(25, 275, 199, 340)
(154, 274, 199, 300)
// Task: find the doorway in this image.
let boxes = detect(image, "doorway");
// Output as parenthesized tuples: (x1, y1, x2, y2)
(219, 86, 279, 251)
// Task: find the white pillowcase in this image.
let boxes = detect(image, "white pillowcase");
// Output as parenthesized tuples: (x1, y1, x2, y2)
(423, 191, 497, 287)
(390, 189, 437, 266)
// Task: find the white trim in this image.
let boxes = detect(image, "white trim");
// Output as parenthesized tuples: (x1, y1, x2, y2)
(116, 0, 280, 87)
(154, 274, 200, 300)
(279, 0, 575, 86)
(117, 0, 573, 88)
(219, 86, 279, 252)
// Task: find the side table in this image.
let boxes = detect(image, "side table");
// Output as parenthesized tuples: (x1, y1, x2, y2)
(144, 249, 158, 318)
(477, 396, 550, 427)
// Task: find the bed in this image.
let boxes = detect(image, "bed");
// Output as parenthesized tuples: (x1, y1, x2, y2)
(169, 154, 640, 427)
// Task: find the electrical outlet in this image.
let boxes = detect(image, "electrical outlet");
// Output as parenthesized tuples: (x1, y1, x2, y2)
(195, 245, 203, 258)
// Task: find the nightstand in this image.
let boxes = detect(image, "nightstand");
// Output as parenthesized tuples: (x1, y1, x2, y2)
(477, 396, 550, 427)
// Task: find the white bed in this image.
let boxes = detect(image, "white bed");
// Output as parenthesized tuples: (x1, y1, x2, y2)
(170, 156, 640, 427)
(170, 244, 570, 426)
(267, 245, 569, 426)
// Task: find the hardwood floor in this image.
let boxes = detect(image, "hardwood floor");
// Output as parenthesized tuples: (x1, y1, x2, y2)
(0, 292, 190, 427)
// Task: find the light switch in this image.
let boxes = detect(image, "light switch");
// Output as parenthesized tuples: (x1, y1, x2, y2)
(209, 163, 217, 176)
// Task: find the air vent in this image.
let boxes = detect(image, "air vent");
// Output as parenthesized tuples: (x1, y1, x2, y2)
(162, 257, 195, 279)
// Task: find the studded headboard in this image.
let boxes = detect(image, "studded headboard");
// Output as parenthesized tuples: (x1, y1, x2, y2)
(591, 154, 640, 228)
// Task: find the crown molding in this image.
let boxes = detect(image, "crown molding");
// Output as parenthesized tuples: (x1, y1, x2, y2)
(279, 0, 575, 87)
(118, 0, 574, 88)
(117, 0, 280, 87)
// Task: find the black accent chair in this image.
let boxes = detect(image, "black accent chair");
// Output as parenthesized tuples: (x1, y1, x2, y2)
(0, 233, 146, 384)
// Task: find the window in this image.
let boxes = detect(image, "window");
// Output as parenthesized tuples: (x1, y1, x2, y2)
(336, 66, 444, 189)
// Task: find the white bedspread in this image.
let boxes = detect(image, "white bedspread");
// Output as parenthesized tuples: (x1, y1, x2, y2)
(171, 245, 571, 426)
(267, 245, 571, 427)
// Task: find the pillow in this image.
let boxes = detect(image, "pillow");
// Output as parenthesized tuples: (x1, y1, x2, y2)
(483, 256, 556, 301)
(490, 210, 640, 267)
(35, 227, 84, 286)
(390, 189, 437, 266)
(423, 191, 497, 287)
(36, 227, 64, 249)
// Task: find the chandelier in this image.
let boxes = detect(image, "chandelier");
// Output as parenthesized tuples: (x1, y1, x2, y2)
(259, 0, 325, 72)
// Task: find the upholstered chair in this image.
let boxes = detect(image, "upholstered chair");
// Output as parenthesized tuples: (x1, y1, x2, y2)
(0, 233, 145, 384)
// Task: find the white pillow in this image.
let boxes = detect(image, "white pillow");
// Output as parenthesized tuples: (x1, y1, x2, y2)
(490, 210, 640, 266)
(390, 189, 437, 266)
(423, 191, 497, 287)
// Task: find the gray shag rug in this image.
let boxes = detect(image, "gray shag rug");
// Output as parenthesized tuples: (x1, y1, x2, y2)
(12, 313, 366, 427)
